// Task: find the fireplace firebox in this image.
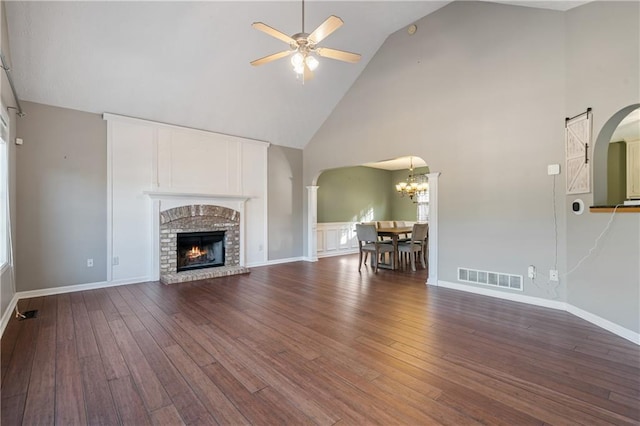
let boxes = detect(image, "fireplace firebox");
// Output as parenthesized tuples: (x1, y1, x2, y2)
(177, 231, 225, 272)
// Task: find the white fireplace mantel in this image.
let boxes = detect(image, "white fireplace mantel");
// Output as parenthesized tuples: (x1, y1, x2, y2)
(143, 191, 251, 202)
(145, 191, 250, 281)
(105, 114, 267, 285)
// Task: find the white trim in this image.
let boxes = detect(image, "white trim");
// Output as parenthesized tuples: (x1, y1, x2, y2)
(106, 119, 114, 282)
(437, 280, 565, 310)
(265, 256, 305, 265)
(438, 280, 639, 345)
(426, 172, 440, 286)
(15, 277, 148, 300)
(306, 186, 319, 261)
(303, 256, 318, 262)
(261, 146, 269, 265)
(103, 113, 270, 148)
(3, 273, 637, 346)
(0, 292, 19, 337)
(318, 249, 359, 259)
(566, 304, 640, 345)
(144, 191, 251, 202)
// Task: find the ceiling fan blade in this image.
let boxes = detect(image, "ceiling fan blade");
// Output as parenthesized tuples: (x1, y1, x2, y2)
(303, 62, 314, 81)
(252, 22, 295, 44)
(308, 15, 343, 44)
(250, 50, 292, 67)
(316, 47, 361, 63)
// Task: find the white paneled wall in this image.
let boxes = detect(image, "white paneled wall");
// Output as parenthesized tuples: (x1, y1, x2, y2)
(105, 114, 269, 284)
(316, 222, 359, 258)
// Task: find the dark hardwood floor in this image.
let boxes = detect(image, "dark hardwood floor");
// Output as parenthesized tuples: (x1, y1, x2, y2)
(1, 255, 639, 425)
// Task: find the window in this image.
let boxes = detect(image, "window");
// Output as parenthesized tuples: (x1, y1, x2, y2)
(416, 174, 429, 223)
(0, 135, 7, 268)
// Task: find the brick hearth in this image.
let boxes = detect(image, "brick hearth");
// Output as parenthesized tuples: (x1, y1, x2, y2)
(159, 204, 249, 284)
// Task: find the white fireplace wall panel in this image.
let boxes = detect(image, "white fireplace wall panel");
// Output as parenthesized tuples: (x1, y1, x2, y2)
(108, 120, 154, 283)
(106, 114, 269, 284)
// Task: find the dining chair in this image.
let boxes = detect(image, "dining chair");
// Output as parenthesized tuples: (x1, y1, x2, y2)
(397, 223, 429, 272)
(375, 221, 395, 242)
(355, 223, 395, 273)
(394, 221, 411, 242)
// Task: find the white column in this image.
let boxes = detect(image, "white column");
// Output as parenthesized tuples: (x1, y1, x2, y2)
(426, 172, 440, 286)
(307, 186, 319, 262)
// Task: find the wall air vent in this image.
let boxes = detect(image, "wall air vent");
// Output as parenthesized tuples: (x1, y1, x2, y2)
(458, 267, 523, 291)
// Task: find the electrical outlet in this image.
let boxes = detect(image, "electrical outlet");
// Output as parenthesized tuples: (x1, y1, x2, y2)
(549, 269, 559, 281)
(112, 256, 119, 266)
(527, 265, 536, 279)
(87, 258, 94, 268)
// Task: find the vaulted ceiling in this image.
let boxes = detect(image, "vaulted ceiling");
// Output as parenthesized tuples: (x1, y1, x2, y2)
(5, 1, 587, 149)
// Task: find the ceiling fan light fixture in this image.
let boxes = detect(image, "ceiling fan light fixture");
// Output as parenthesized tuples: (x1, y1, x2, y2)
(291, 52, 304, 67)
(305, 55, 319, 71)
(251, 0, 361, 81)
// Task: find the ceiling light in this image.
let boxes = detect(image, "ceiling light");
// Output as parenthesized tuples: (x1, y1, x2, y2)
(291, 52, 304, 67)
(305, 55, 319, 71)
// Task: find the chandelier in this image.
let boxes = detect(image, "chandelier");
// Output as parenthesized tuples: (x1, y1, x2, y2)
(395, 157, 428, 200)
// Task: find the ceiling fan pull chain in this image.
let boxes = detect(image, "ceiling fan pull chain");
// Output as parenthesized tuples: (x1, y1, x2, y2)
(302, 0, 305, 33)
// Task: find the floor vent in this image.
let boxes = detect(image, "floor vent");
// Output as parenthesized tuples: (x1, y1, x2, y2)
(457, 267, 523, 291)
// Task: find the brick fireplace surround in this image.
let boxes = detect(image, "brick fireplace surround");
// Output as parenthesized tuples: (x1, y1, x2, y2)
(159, 204, 249, 284)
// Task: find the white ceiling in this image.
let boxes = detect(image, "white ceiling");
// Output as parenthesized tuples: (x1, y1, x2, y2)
(5, 1, 589, 149)
(363, 156, 428, 171)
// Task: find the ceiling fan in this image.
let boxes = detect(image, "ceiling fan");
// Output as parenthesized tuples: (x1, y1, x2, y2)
(250, 0, 361, 81)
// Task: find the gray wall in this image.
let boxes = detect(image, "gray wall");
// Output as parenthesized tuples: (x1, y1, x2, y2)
(305, 2, 567, 301)
(12, 102, 305, 296)
(305, 0, 640, 334)
(268, 144, 303, 260)
(317, 166, 392, 222)
(564, 2, 640, 333)
(16, 102, 107, 291)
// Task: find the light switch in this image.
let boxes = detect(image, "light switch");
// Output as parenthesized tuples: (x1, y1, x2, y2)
(547, 164, 560, 175)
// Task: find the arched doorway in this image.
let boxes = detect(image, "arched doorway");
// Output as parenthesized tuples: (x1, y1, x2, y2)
(593, 103, 640, 205)
(306, 156, 440, 285)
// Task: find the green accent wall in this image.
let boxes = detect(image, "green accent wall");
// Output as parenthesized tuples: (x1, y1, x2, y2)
(607, 141, 627, 205)
(317, 165, 429, 223)
(317, 166, 392, 222)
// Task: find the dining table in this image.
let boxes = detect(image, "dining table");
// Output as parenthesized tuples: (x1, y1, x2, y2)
(376, 226, 412, 270)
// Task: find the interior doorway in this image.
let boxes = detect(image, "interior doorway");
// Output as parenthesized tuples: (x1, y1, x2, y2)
(307, 156, 440, 285)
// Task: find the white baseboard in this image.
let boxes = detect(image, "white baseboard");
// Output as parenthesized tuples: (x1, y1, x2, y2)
(16, 277, 149, 300)
(566, 304, 640, 345)
(4, 273, 638, 346)
(303, 256, 318, 262)
(437, 280, 639, 345)
(263, 256, 305, 266)
(317, 249, 359, 259)
(437, 280, 566, 310)
(0, 293, 19, 337)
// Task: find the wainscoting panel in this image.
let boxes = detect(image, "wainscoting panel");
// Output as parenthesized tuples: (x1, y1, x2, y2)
(316, 222, 359, 258)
